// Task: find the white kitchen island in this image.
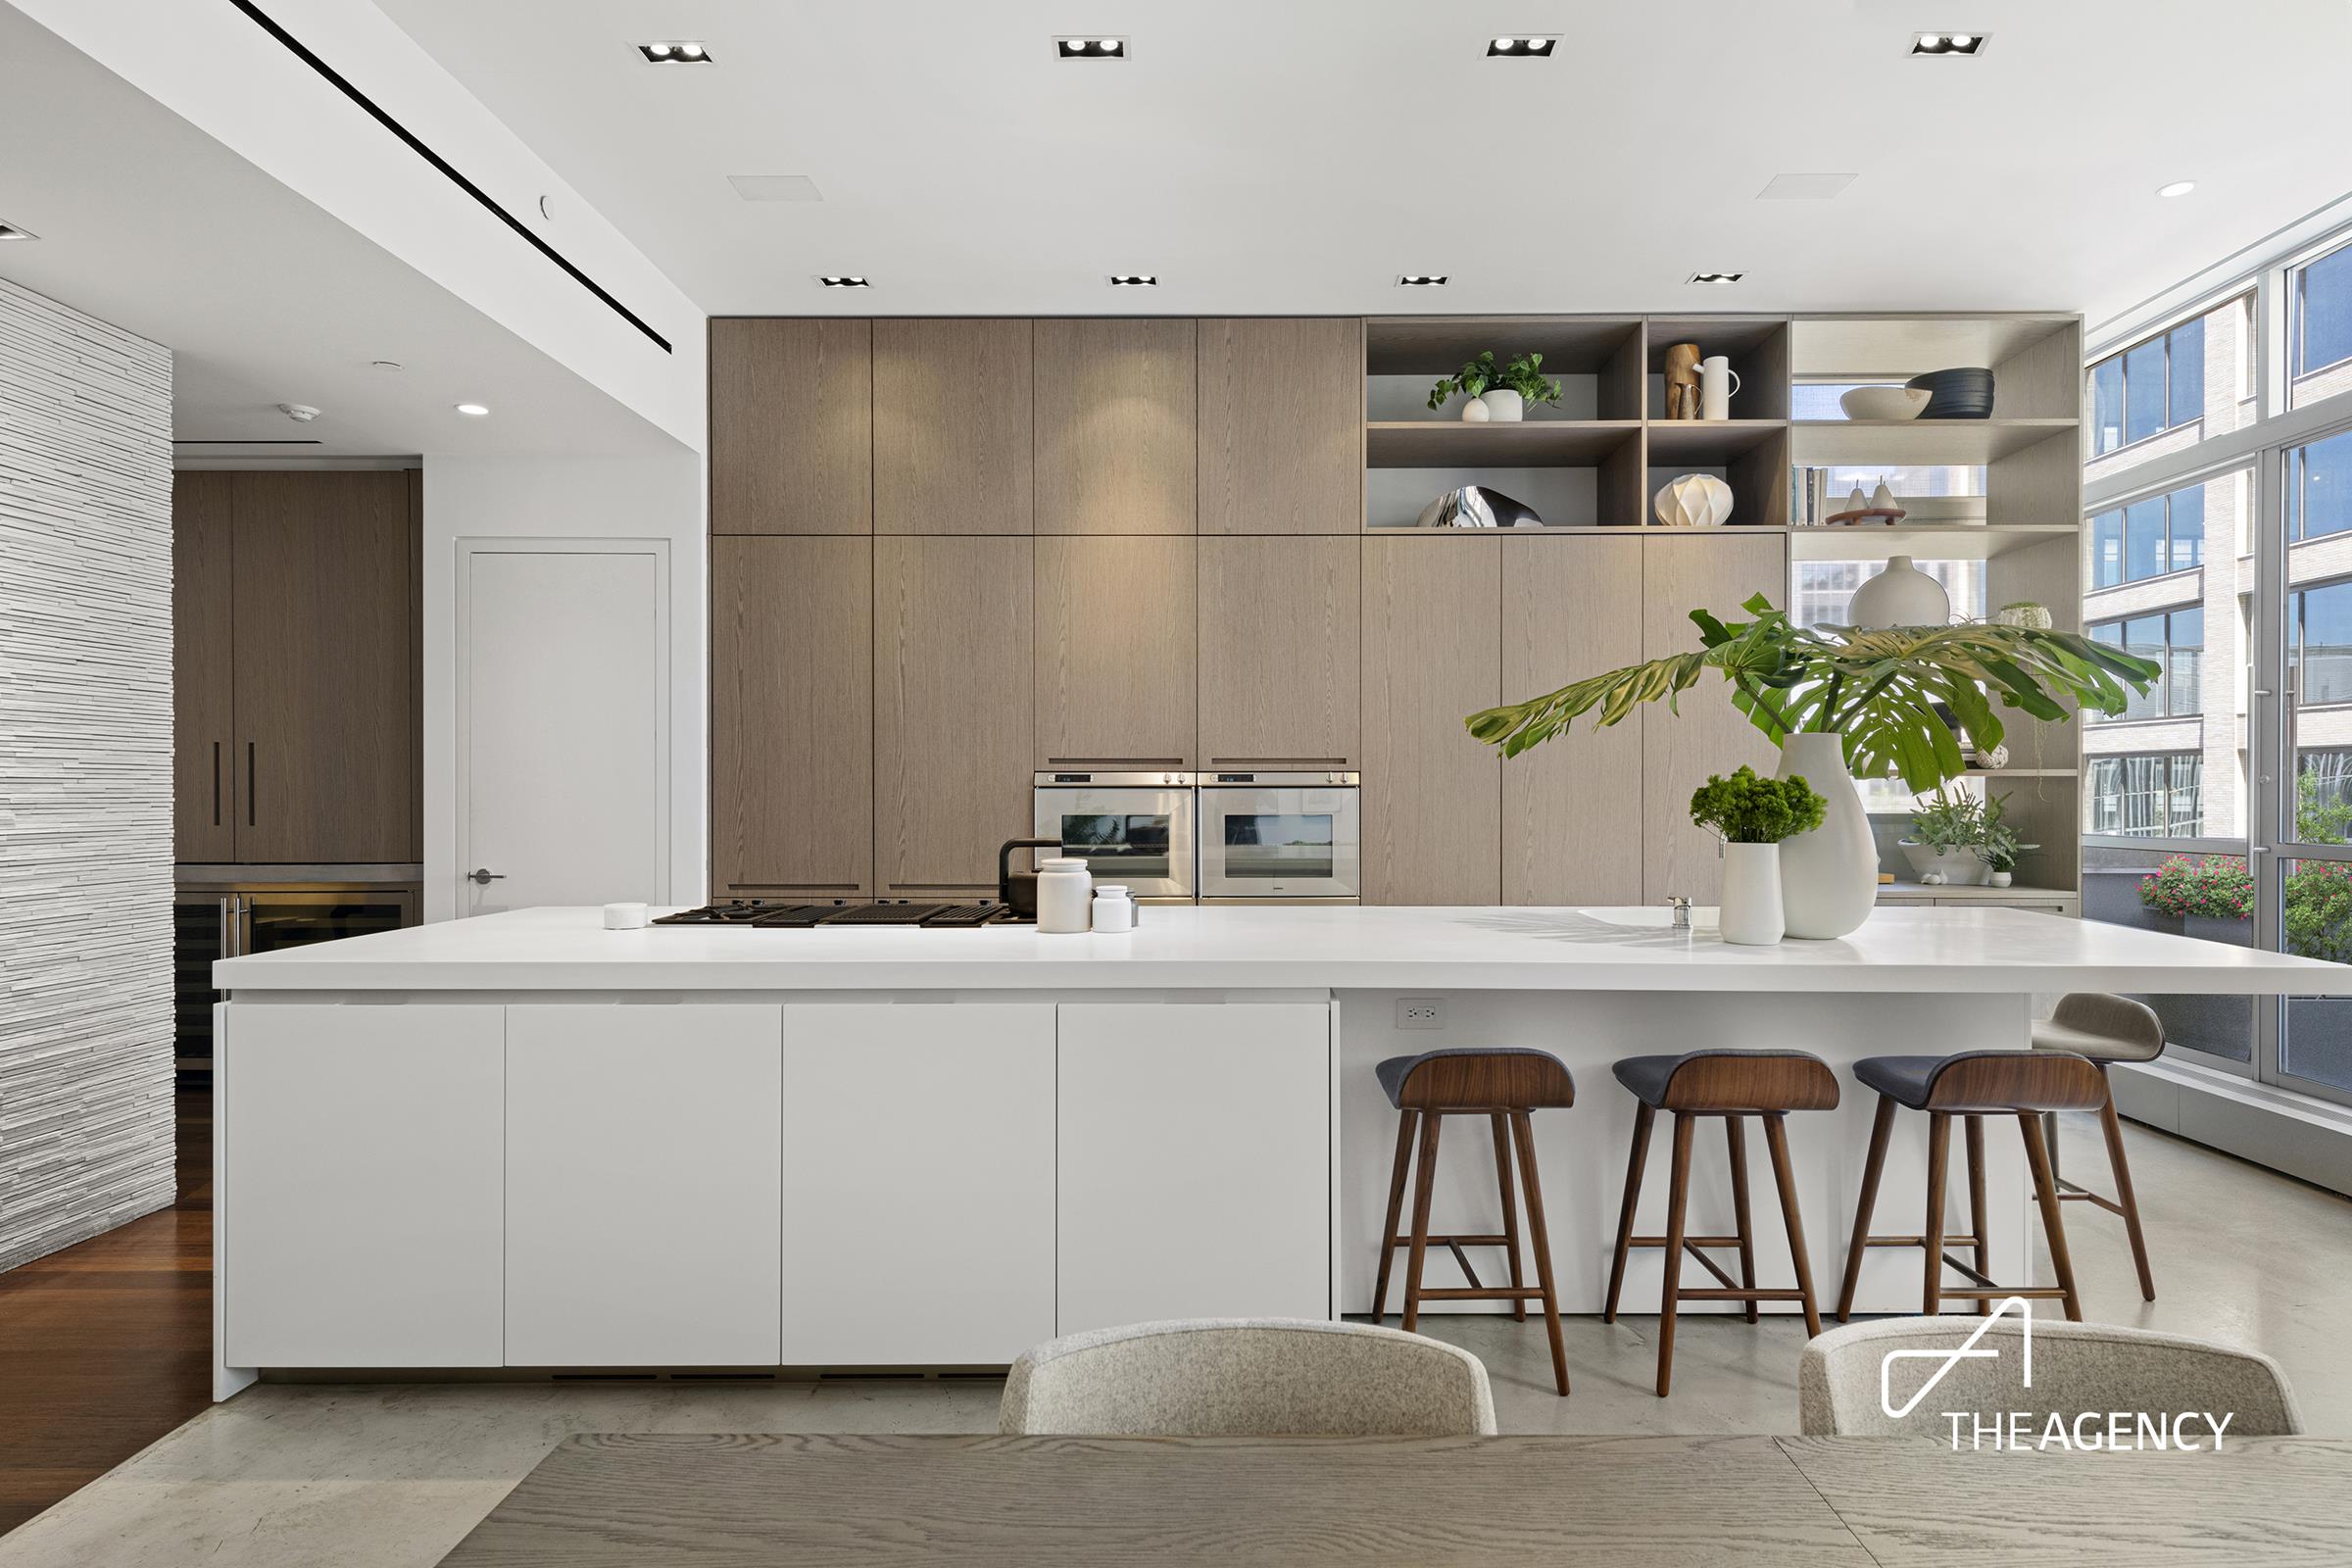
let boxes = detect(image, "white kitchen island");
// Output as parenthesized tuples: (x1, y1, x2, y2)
(209, 905, 2352, 1399)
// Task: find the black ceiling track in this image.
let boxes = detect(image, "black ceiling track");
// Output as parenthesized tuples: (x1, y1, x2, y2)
(225, 0, 673, 355)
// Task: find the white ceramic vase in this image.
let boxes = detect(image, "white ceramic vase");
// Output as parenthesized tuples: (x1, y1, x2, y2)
(1719, 843, 1785, 946)
(1775, 732, 1879, 939)
(1479, 388, 1524, 421)
(1847, 555, 1951, 628)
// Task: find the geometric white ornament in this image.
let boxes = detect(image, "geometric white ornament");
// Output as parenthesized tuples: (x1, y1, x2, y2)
(1652, 471, 1735, 527)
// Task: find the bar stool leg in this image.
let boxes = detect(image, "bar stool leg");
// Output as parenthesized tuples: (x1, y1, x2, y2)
(2020, 1111, 2084, 1322)
(1922, 1112, 1951, 1317)
(1507, 1111, 1570, 1396)
(1726, 1115, 1758, 1324)
(2097, 1071, 2157, 1301)
(1602, 1103, 1654, 1324)
(1836, 1097, 1896, 1322)
(1654, 1112, 1696, 1397)
(1490, 1113, 1527, 1322)
(1964, 1114, 1989, 1317)
(1401, 1112, 1443, 1334)
(1761, 1114, 1821, 1338)
(1371, 1110, 1417, 1322)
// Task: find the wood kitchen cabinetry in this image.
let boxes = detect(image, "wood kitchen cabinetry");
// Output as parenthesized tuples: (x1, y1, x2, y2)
(710, 536, 874, 897)
(709, 318, 872, 535)
(1362, 536, 1499, 905)
(1198, 318, 1363, 535)
(874, 318, 1034, 535)
(1036, 535, 1197, 768)
(1198, 535, 1360, 767)
(172, 472, 238, 861)
(1034, 318, 1196, 536)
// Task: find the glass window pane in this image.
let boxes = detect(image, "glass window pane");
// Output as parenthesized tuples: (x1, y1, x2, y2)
(2092, 359, 2126, 456)
(2091, 508, 2125, 587)
(2300, 242, 2352, 376)
(2168, 608, 2203, 716)
(2125, 497, 2167, 581)
(2280, 858, 2352, 1092)
(2167, 318, 2205, 428)
(2124, 340, 2167, 444)
(2169, 754, 2204, 836)
(2303, 580, 2352, 706)
(2167, 485, 2205, 571)
(2123, 616, 2166, 718)
(2293, 429, 2352, 542)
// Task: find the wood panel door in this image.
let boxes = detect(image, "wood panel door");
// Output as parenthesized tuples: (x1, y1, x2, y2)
(228, 471, 416, 863)
(1034, 318, 1196, 535)
(709, 318, 871, 534)
(711, 536, 873, 897)
(874, 536, 1035, 894)
(172, 471, 237, 861)
(1362, 536, 1499, 905)
(1198, 318, 1363, 535)
(873, 318, 1033, 535)
(1198, 536, 1360, 767)
(1641, 534, 1786, 905)
(1036, 535, 1196, 768)
(1502, 536, 1644, 905)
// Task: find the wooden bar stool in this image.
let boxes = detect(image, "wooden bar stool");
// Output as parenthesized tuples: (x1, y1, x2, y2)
(1834, 1050, 2108, 1324)
(1600, 1050, 1840, 1397)
(1370, 1047, 1575, 1396)
(2032, 994, 2162, 1301)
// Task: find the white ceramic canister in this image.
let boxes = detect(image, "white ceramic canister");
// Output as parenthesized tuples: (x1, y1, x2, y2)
(1036, 857, 1095, 933)
(1091, 883, 1136, 933)
(1718, 843, 1786, 946)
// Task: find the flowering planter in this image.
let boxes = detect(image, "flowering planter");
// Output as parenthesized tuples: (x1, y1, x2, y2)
(2183, 914, 2253, 948)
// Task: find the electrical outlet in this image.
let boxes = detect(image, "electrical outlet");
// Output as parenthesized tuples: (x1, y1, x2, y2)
(1396, 997, 1445, 1030)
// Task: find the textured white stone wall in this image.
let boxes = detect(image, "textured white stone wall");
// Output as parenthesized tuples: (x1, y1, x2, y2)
(0, 274, 175, 1272)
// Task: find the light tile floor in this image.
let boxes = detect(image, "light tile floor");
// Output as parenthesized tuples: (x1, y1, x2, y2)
(4, 1116, 2348, 1567)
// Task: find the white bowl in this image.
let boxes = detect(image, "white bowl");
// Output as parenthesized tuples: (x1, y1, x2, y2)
(1839, 386, 1933, 421)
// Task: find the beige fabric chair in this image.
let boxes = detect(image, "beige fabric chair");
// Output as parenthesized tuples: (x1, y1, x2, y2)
(1000, 1318, 1497, 1437)
(1799, 1316, 2302, 1437)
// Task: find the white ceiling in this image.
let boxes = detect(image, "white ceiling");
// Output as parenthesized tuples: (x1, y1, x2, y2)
(377, 0, 2352, 322)
(0, 5, 681, 459)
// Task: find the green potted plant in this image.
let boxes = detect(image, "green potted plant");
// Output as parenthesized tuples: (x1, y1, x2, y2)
(2137, 855, 2254, 944)
(1901, 788, 2035, 887)
(1688, 765, 1826, 945)
(1427, 350, 1565, 423)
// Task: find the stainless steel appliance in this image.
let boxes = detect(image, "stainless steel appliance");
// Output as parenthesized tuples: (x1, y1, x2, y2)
(1032, 771, 1196, 903)
(1196, 771, 1361, 903)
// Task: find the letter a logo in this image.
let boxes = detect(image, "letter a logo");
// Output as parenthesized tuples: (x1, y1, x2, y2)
(1880, 1296, 2035, 1420)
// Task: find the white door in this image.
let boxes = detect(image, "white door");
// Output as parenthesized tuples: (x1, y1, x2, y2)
(457, 542, 667, 914)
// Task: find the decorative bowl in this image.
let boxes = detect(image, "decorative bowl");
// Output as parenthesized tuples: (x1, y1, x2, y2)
(1904, 367, 1996, 419)
(1838, 386, 1932, 421)
(1415, 485, 1543, 529)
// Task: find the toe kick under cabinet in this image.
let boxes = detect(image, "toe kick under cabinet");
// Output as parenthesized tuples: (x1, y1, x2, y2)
(220, 998, 1333, 1375)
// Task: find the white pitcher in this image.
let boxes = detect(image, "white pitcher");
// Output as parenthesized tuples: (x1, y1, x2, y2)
(1699, 355, 1741, 420)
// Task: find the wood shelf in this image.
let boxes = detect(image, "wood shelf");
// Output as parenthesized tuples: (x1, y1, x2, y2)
(1789, 522, 2079, 562)
(1878, 881, 2077, 902)
(1644, 419, 1788, 465)
(1790, 418, 2079, 466)
(1364, 420, 1638, 468)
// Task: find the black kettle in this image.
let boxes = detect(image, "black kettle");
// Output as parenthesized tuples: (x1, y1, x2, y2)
(998, 839, 1060, 919)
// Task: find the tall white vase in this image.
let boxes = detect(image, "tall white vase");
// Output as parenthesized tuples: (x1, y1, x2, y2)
(1719, 843, 1785, 946)
(1775, 732, 1879, 939)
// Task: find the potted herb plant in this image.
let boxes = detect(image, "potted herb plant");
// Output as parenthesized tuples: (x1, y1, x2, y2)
(1689, 765, 1827, 945)
(1900, 788, 2034, 887)
(1427, 351, 1565, 422)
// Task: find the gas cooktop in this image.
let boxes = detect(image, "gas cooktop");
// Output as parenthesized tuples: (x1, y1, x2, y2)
(653, 900, 1028, 929)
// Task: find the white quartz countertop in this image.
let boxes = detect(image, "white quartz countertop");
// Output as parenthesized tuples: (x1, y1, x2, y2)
(213, 905, 2352, 996)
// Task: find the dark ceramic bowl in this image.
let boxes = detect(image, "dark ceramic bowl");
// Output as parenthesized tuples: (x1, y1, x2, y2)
(1905, 367, 1995, 419)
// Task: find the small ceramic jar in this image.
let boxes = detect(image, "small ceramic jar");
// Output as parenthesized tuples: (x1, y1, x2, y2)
(1091, 884, 1136, 934)
(1035, 858, 1094, 933)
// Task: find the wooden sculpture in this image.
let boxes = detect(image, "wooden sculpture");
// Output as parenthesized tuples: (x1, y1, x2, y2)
(1663, 342, 1701, 419)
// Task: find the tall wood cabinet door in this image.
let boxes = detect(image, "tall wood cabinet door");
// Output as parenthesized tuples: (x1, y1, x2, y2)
(1198, 318, 1363, 535)
(711, 536, 874, 897)
(1034, 318, 1196, 535)
(1198, 536, 1360, 767)
(1362, 536, 1499, 905)
(1036, 535, 1196, 768)
(710, 318, 871, 534)
(172, 472, 237, 861)
(874, 536, 1035, 894)
(1503, 536, 1644, 905)
(229, 471, 416, 863)
(873, 318, 1033, 535)
(1641, 535, 1786, 905)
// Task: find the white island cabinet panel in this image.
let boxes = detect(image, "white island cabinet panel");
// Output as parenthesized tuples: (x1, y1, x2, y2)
(224, 1004, 504, 1367)
(506, 1004, 782, 1366)
(1056, 1003, 1331, 1333)
(781, 1003, 1056, 1364)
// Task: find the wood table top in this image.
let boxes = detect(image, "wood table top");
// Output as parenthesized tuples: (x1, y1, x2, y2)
(437, 1431, 2352, 1568)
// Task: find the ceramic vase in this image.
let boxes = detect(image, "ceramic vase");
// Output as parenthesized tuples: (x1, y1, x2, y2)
(1478, 388, 1524, 421)
(1847, 554, 1951, 628)
(1459, 397, 1491, 422)
(1719, 843, 1786, 946)
(1775, 732, 1879, 939)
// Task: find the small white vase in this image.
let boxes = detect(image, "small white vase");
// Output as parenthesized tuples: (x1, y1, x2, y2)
(1775, 732, 1879, 939)
(1719, 843, 1786, 946)
(1459, 397, 1491, 422)
(1847, 555, 1951, 628)
(1479, 389, 1524, 421)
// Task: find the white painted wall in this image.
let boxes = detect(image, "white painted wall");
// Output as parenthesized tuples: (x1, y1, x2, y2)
(422, 455, 707, 922)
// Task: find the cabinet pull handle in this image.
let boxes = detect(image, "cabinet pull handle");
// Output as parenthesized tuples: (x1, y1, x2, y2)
(246, 741, 256, 827)
(212, 741, 221, 827)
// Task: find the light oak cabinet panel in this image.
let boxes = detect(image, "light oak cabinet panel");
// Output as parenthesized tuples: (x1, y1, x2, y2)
(172, 472, 237, 861)
(1641, 534, 1786, 905)
(1035, 318, 1196, 536)
(874, 536, 1036, 893)
(874, 318, 1033, 535)
(1362, 536, 1499, 905)
(710, 318, 871, 535)
(1036, 535, 1196, 767)
(1502, 536, 1644, 905)
(1198, 536, 1360, 767)
(711, 536, 873, 896)
(1198, 318, 1363, 535)
(228, 471, 416, 863)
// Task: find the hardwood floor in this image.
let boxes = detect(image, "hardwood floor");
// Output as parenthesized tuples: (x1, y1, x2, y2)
(0, 1094, 211, 1538)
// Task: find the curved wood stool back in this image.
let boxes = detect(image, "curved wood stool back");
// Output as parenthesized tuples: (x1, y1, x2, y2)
(1600, 1050, 1841, 1397)
(1371, 1049, 1575, 1396)
(1834, 1050, 2107, 1326)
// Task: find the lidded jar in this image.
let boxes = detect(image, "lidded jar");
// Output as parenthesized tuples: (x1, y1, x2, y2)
(1035, 858, 1094, 933)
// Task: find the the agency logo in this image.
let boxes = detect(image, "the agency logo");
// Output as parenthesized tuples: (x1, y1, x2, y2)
(1882, 1298, 2236, 1451)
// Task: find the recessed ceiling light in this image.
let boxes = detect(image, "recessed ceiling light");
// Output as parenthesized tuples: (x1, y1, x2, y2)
(2157, 180, 2197, 199)
(1910, 31, 1988, 55)
(1396, 274, 1449, 287)
(817, 275, 871, 289)
(1054, 36, 1127, 59)
(0, 221, 37, 241)
(1688, 271, 1744, 284)
(1486, 35, 1557, 57)
(637, 41, 712, 64)
(1107, 274, 1158, 287)
(454, 403, 490, 416)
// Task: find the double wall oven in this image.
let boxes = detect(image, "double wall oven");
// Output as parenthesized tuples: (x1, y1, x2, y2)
(1031, 770, 1361, 905)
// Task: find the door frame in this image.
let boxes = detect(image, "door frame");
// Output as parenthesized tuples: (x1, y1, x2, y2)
(452, 536, 672, 919)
